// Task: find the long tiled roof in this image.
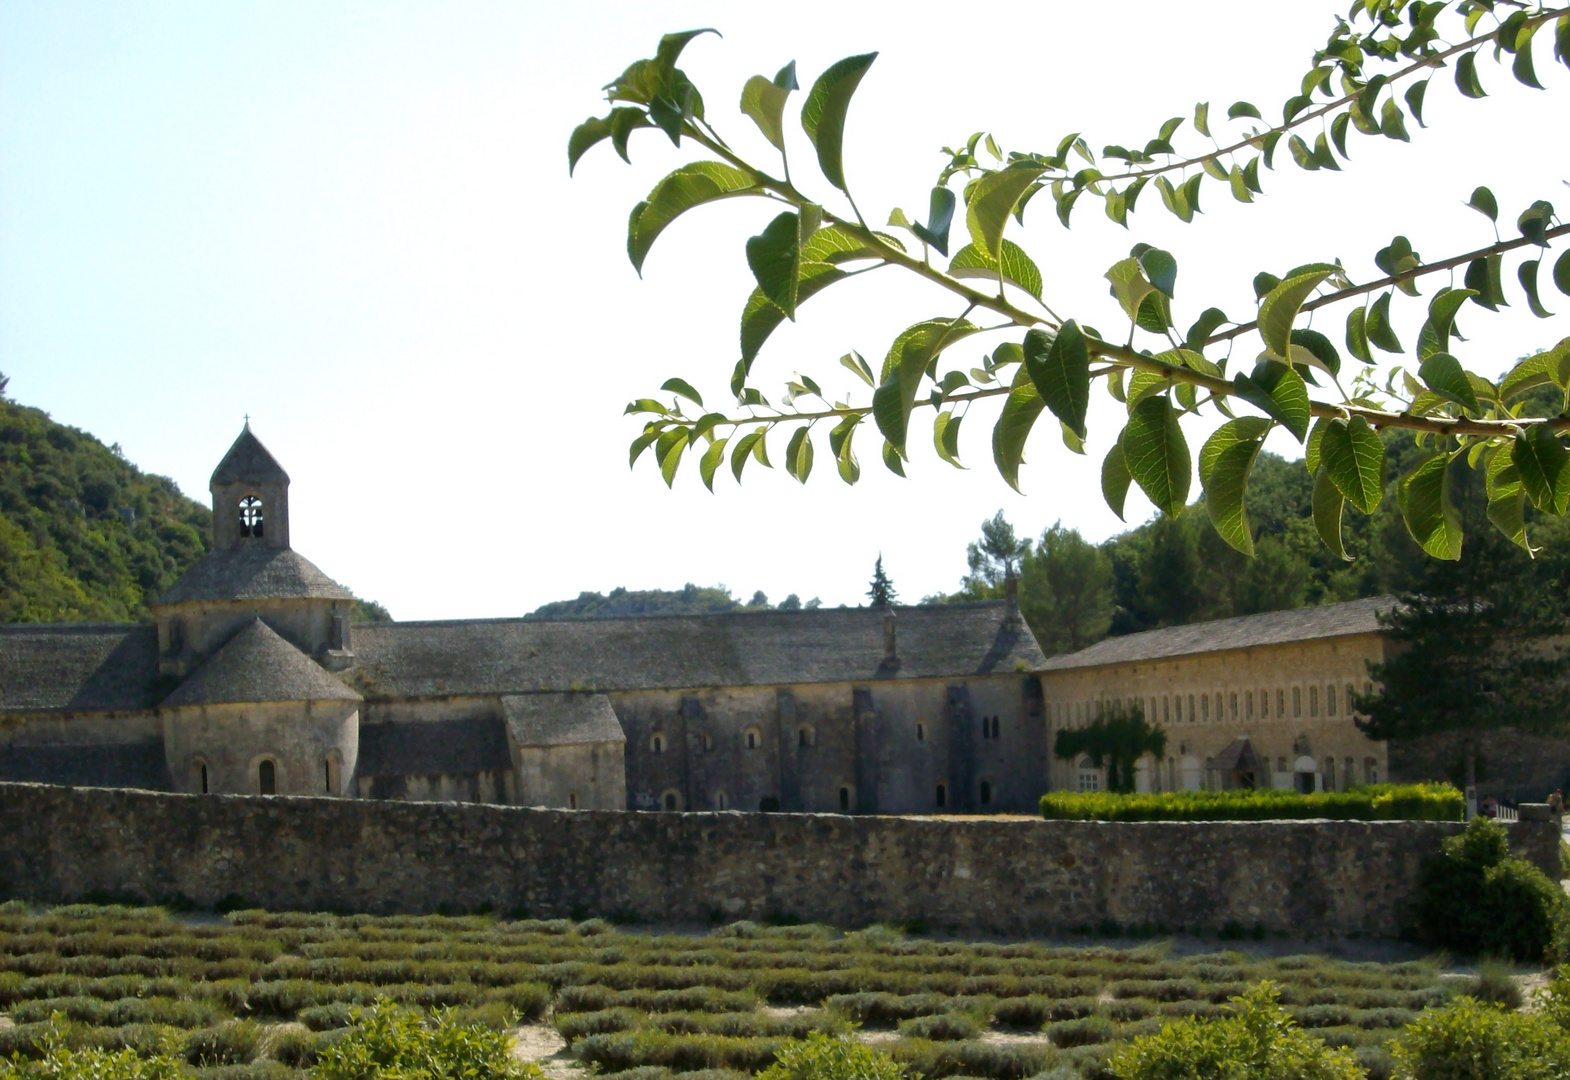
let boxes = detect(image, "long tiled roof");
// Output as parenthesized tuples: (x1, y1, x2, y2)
(357, 716, 512, 776)
(345, 602, 1043, 699)
(161, 620, 362, 708)
(0, 739, 170, 790)
(1038, 596, 1393, 672)
(153, 546, 354, 606)
(503, 693, 625, 747)
(0, 624, 168, 712)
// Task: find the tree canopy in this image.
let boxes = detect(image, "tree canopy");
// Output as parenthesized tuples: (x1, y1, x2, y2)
(572, 4, 1570, 565)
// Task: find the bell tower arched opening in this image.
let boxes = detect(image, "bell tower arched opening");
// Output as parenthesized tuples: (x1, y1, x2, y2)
(238, 496, 265, 539)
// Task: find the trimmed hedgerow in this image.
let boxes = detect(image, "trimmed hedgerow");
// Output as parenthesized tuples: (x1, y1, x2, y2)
(1040, 782, 1462, 822)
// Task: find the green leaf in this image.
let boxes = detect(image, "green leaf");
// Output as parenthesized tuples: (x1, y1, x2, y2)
(1313, 464, 1351, 561)
(1464, 254, 1508, 311)
(1258, 269, 1331, 360)
(1227, 101, 1262, 120)
(830, 416, 860, 484)
(933, 411, 964, 468)
(1232, 359, 1310, 441)
(699, 436, 728, 492)
(1366, 293, 1403, 353)
(799, 52, 877, 191)
(1228, 164, 1254, 204)
(745, 211, 803, 319)
(1105, 258, 1158, 325)
(1137, 248, 1177, 298)
(1399, 456, 1462, 560)
(912, 187, 958, 255)
(739, 262, 845, 365)
(948, 240, 1044, 300)
(1024, 322, 1090, 440)
(1404, 79, 1429, 127)
(784, 427, 814, 483)
(1199, 417, 1272, 486)
(991, 373, 1044, 493)
(882, 439, 905, 477)
(1194, 101, 1211, 137)
(1122, 396, 1191, 517)
(1455, 50, 1487, 98)
(841, 351, 875, 387)
(1319, 415, 1384, 514)
(1500, 350, 1560, 401)
(660, 378, 704, 409)
(1466, 186, 1498, 222)
(1417, 353, 1479, 412)
(1520, 259, 1556, 318)
(629, 428, 661, 469)
(627, 162, 758, 273)
(729, 429, 762, 482)
(964, 164, 1047, 262)
(1512, 425, 1570, 514)
(1345, 305, 1373, 364)
(1185, 308, 1229, 353)
(1488, 486, 1532, 553)
(1060, 421, 1086, 455)
(740, 70, 793, 150)
(1518, 200, 1555, 246)
(1378, 98, 1409, 141)
(1556, 250, 1570, 297)
(1203, 436, 1263, 556)
(1513, 34, 1545, 89)
(1289, 328, 1341, 377)
(1417, 289, 1479, 360)
(873, 318, 980, 455)
(1102, 438, 1132, 521)
(568, 114, 613, 174)
(657, 428, 689, 488)
(1330, 113, 1351, 160)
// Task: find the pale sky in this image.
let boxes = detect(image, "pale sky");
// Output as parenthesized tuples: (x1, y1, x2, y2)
(1, 2, 1565, 620)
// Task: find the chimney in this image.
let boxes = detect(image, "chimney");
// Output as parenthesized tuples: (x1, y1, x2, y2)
(881, 612, 901, 671)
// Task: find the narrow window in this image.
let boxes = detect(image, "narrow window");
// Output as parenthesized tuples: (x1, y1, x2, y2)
(1246, 691, 1254, 720)
(798, 726, 811, 748)
(935, 784, 947, 808)
(1163, 697, 1170, 723)
(916, 722, 926, 743)
(1188, 694, 1196, 722)
(652, 734, 664, 754)
(1310, 686, 1319, 717)
(839, 787, 850, 812)
(664, 792, 677, 811)
(746, 729, 758, 749)
(703, 732, 715, 752)
(258, 760, 276, 795)
(991, 716, 1001, 739)
(1201, 694, 1210, 722)
(979, 780, 993, 805)
(568, 791, 578, 809)
(715, 790, 728, 810)
(1327, 685, 1337, 716)
(324, 759, 332, 794)
(981, 717, 989, 740)
(1293, 687, 1302, 718)
(1229, 693, 1237, 720)
(200, 764, 209, 794)
(1365, 758, 1378, 784)
(1325, 758, 1336, 791)
(1346, 683, 1356, 715)
(238, 496, 264, 539)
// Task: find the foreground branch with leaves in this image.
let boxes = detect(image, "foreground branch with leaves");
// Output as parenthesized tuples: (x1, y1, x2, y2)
(571, 1, 1570, 562)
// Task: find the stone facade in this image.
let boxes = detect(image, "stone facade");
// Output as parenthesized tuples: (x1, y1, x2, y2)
(0, 782, 1556, 936)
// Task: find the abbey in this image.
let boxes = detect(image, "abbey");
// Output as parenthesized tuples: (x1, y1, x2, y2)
(0, 427, 1051, 813)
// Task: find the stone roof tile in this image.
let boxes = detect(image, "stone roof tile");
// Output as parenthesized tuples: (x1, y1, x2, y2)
(347, 602, 1044, 698)
(0, 740, 170, 790)
(152, 546, 354, 606)
(161, 620, 361, 707)
(1038, 596, 1393, 672)
(503, 693, 625, 747)
(0, 625, 167, 712)
(211, 425, 289, 486)
(357, 716, 511, 776)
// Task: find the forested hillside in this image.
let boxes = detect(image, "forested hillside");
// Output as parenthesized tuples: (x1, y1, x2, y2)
(527, 584, 821, 619)
(0, 380, 391, 624)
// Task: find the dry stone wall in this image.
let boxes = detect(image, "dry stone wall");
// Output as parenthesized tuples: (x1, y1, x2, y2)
(0, 782, 1555, 938)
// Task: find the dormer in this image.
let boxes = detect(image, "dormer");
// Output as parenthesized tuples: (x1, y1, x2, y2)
(211, 423, 290, 550)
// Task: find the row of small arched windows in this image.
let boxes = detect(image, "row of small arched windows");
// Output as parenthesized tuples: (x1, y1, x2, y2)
(1055, 682, 1377, 728)
(191, 755, 340, 796)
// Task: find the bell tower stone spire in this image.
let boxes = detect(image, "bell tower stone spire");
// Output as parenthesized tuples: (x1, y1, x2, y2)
(210, 421, 291, 550)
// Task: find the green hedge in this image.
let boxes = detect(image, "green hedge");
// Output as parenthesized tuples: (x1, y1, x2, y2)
(1039, 783, 1463, 822)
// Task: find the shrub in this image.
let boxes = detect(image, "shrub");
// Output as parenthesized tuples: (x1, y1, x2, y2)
(0, 1031, 184, 1080)
(575, 1032, 784, 1074)
(896, 1013, 981, 1041)
(1107, 983, 1363, 1080)
(1040, 783, 1462, 822)
(297, 1006, 356, 1033)
(1414, 817, 1570, 963)
(1389, 996, 1570, 1079)
(756, 1033, 906, 1080)
(887, 1038, 1053, 1080)
(307, 1001, 541, 1080)
(185, 1021, 263, 1067)
(1043, 1015, 1117, 1049)
(268, 1029, 337, 1069)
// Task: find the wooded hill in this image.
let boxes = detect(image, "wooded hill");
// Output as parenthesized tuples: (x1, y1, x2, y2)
(0, 385, 388, 624)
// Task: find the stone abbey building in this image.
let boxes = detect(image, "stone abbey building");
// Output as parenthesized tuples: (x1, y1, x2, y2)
(6, 427, 1541, 809)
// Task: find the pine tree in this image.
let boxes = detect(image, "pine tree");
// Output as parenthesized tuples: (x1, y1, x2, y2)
(867, 555, 897, 607)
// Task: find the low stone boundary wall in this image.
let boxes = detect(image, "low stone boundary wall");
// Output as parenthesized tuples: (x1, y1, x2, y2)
(0, 783, 1557, 937)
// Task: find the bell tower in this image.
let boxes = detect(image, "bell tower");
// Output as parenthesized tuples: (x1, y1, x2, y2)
(210, 422, 290, 550)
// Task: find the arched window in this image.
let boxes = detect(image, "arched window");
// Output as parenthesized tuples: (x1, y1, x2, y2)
(662, 790, 680, 811)
(744, 728, 761, 750)
(1201, 694, 1210, 722)
(238, 496, 264, 539)
(568, 791, 579, 810)
(979, 780, 993, 806)
(1310, 686, 1320, 717)
(701, 731, 714, 752)
(1245, 691, 1254, 720)
(798, 724, 815, 748)
(1276, 689, 1285, 717)
(192, 759, 209, 795)
(1187, 694, 1196, 722)
(258, 759, 276, 795)
(715, 790, 728, 810)
(935, 783, 947, 808)
(1324, 757, 1337, 791)
(1293, 686, 1303, 717)
(839, 787, 850, 812)
(1077, 758, 1099, 792)
(915, 721, 926, 743)
(651, 733, 664, 754)
(1229, 693, 1238, 721)
(1327, 684, 1338, 716)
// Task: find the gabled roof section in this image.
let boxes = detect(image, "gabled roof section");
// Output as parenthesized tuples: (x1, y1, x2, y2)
(152, 546, 354, 606)
(1038, 596, 1394, 673)
(161, 619, 361, 707)
(503, 693, 625, 747)
(346, 601, 1044, 699)
(0, 624, 166, 713)
(211, 424, 289, 487)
